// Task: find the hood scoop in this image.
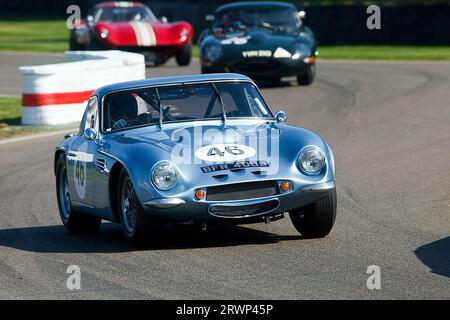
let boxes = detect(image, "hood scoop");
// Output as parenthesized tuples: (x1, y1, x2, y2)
(251, 170, 267, 176)
(212, 174, 228, 180)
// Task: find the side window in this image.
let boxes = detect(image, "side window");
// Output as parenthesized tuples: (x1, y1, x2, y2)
(84, 96, 98, 132)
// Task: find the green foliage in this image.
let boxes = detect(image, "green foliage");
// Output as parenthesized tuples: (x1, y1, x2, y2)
(0, 18, 68, 52)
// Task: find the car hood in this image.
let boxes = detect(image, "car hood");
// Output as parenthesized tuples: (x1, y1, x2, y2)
(101, 120, 331, 192)
(94, 21, 192, 46)
(204, 29, 313, 61)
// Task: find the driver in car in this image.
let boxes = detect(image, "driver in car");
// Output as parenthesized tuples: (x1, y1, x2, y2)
(109, 93, 138, 130)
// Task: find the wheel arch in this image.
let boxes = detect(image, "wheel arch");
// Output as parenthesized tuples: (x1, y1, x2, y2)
(54, 150, 66, 175)
(109, 161, 125, 222)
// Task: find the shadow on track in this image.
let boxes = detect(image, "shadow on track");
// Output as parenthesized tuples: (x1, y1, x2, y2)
(414, 236, 450, 278)
(0, 223, 301, 253)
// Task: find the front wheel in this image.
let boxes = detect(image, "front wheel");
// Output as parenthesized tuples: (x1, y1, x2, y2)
(56, 154, 101, 233)
(118, 168, 165, 244)
(175, 41, 192, 66)
(289, 189, 336, 238)
(297, 63, 316, 86)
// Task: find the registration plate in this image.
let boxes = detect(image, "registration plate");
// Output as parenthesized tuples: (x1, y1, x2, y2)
(201, 160, 269, 173)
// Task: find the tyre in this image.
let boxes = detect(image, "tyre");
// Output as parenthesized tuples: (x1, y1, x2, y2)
(56, 154, 101, 233)
(297, 63, 316, 86)
(289, 189, 336, 238)
(175, 41, 192, 66)
(117, 168, 164, 244)
(88, 34, 104, 50)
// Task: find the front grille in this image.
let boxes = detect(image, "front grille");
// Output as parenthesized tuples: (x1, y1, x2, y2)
(206, 181, 279, 201)
(233, 60, 281, 73)
(209, 199, 279, 217)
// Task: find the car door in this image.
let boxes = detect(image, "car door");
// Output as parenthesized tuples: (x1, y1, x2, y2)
(66, 96, 99, 208)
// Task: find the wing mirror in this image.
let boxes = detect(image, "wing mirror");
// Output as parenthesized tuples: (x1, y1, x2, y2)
(160, 16, 168, 23)
(84, 127, 97, 140)
(205, 14, 215, 23)
(298, 10, 306, 20)
(275, 111, 287, 123)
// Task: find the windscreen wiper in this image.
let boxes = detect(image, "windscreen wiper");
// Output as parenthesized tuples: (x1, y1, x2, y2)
(211, 83, 227, 128)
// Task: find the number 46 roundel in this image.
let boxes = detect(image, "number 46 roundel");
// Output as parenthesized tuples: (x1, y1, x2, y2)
(195, 144, 256, 162)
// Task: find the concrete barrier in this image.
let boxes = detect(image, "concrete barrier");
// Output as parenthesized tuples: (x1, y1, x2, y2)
(19, 50, 146, 125)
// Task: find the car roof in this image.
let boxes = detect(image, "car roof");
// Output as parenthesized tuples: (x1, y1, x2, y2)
(93, 73, 255, 97)
(216, 1, 296, 13)
(95, 1, 145, 9)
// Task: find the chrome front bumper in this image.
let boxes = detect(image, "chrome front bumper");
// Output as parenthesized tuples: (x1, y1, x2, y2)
(142, 181, 335, 220)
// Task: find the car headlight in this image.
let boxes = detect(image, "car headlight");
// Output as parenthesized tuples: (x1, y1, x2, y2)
(100, 28, 109, 39)
(203, 44, 222, 62)
(298, 146, 326, 174)
(292, 43, 311, 60)
(151, 161, 179, 190)
(180, 28, 188, 41)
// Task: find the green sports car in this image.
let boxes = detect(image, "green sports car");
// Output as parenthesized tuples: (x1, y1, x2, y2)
(199, 1, 318, 85)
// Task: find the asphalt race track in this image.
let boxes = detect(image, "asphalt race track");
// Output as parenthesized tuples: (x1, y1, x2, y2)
(0, 53, 449, 299)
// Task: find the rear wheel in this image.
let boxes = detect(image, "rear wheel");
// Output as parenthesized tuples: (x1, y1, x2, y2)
(88, 34, 104, 50)
(175, 41, 192, 66)
(289, 189, 336, 238)
(297, 63, 316, 86)
(56, 154, 101, 233)
(118, 168, 164, 244)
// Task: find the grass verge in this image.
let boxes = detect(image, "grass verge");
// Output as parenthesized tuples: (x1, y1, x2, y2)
(318, 46, 450, 61)
(0, 96, 55, 139)
(0, 18, 449, 61)
(0, 18, 68, 52)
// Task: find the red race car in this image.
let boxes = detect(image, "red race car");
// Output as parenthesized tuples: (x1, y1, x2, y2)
(70, 1, 194, 66)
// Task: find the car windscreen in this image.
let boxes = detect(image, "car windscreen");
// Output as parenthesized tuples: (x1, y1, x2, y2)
(95, 7, 156, 23)
(102, 82, 272, 132)
(214, 8, 298, 33)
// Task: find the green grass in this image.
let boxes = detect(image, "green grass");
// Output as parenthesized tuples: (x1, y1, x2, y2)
(192, 45, 199, 59)
(0, 96, 52, 139)
(0, 96, 21, 125)
(1, 18, 450, 60)
(0, 18, 68, 52)
(193, 45, 450, 61)
(0, 96, 77, 139)
(318, 46, 450, 61)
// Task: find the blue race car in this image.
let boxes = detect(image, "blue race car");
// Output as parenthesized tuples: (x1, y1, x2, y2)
(199, 1, 318, 85)
(55, 73, 336, 243)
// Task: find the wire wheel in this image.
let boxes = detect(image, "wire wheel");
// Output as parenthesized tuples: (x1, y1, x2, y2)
(120, 176, 138, 233)
(58, 166, 71, 220)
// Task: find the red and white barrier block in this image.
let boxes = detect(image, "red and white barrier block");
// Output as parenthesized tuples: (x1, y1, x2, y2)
(19, 50, 145, 125)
